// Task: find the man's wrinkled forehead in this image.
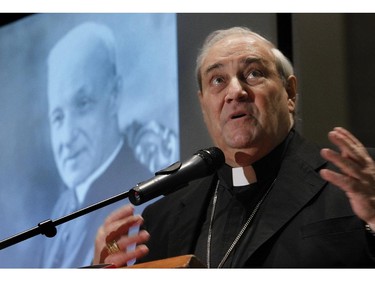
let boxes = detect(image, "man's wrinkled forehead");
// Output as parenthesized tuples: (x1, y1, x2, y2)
(201, 34, 275, 73)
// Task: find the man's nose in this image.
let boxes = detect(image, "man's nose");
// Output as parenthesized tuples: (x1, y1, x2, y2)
(60, 115, 78, 147)
(225, 77, 249, 102)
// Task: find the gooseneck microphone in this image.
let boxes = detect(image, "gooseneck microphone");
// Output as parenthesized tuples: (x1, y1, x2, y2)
(129, 147, 225, 205)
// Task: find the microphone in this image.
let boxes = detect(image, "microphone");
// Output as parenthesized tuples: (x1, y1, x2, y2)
(129, 147, 225, 205)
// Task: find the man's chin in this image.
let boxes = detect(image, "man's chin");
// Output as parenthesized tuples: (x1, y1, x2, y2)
(224, 135, 256, 150)
(61, 173, 88, 189)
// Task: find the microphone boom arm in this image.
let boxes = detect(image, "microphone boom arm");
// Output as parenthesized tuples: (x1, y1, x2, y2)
(0, 147, 224, 250)
(0, 190, 130, 250)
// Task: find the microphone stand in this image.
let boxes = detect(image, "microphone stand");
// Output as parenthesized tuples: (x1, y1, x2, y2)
(0, 190, 130, 250)
(0, 147, 224, 251)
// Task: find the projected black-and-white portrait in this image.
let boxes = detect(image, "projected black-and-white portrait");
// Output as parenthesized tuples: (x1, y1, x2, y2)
(0, 14, 179, 268)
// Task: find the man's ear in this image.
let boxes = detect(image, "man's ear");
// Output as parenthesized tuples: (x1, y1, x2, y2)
(197, 90, 208, 122)
(286, 75, 297, 112)
(109, 75, 122, 115)
(286, 75, 297, 100)
(198, 90, 204, 108)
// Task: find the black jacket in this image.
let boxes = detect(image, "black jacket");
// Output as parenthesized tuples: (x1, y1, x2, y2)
(139, 131, 375, 267)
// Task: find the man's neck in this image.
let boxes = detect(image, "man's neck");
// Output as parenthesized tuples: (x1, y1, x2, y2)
(75, 140, 124, 204)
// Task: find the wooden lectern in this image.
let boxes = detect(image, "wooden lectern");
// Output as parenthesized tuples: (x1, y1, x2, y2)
(124, 255, 205, 268)
(85, 255, 205, 268)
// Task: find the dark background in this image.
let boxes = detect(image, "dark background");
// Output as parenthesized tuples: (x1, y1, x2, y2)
(5, 13, 374, 154)
(0, 13, 374, 268)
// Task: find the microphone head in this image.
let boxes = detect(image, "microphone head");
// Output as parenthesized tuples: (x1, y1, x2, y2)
(129, 146, 225, 205)
(195, 147, 225, 174)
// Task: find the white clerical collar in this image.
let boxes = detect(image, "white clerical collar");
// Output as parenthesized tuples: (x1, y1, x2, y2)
(75, 140, 124, 204)
(232, 166, 257, 187)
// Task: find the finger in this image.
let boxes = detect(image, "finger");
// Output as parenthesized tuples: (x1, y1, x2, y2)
(327, 130, 359, 158)
(95, 210, 144, 264)
(105, 215, 144, 243)
(104, 204, 135, 226)
(116, 230, 150, 250)
(328, 129, 369, 166)
(320, 148, 362, 180)
(334, 127, 362, 146)
(105, 244, 150, 268)
(100, 230, 150, 264)
(321, 168, 375, 225)
(319, 168, 357, 193)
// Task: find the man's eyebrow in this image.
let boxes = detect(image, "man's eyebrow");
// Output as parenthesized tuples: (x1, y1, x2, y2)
(204, 57, 267, 76)
(242, 57, 264, 66)
(204, 62, 224, 76)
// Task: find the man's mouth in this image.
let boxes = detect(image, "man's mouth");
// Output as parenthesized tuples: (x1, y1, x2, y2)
(231, 113, 247, 119)
(63, 150, 82, 166)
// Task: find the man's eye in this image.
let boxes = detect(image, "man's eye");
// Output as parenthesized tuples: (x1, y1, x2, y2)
(77, 97, 89, 108)
(247, 70, 264, 81)
(51, 112, 63, 127)
(76, 97, 94, 111)
(211, 76, 225, 86)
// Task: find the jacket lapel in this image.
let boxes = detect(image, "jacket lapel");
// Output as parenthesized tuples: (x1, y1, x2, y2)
(231, 133, 328, 267)
(167, 176, 216, 258)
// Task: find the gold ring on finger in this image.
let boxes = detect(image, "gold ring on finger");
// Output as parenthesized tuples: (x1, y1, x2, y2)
(106, 240, 121, 255)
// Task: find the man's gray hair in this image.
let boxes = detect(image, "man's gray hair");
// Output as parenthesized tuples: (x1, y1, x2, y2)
(195, 26, 294, 91)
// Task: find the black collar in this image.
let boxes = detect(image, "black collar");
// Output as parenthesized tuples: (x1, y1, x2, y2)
(217, 128, 296, 188)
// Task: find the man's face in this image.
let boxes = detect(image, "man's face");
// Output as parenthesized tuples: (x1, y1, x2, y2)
(198, 34, 296, 166)
(48, 50, 117, 188)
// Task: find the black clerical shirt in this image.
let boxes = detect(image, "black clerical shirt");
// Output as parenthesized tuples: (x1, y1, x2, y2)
(194, 129, 294, 268)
